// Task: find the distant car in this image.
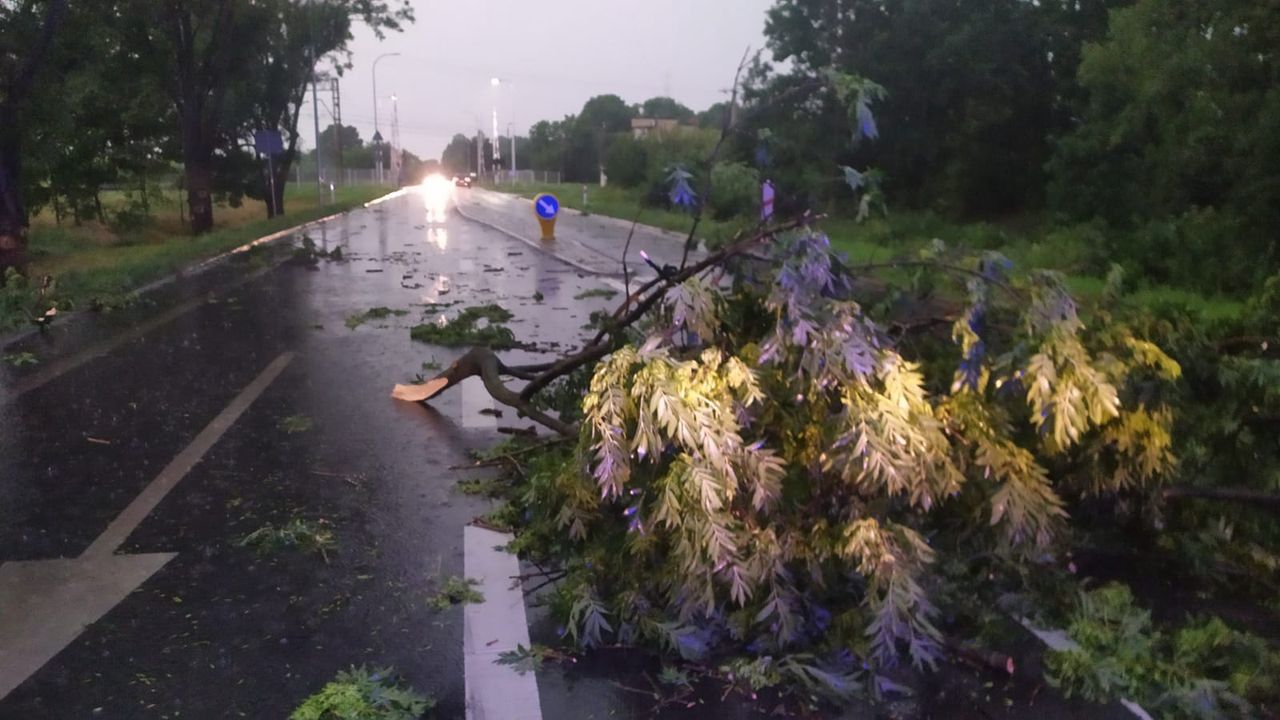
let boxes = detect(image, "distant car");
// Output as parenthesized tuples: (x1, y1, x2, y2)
(454, 175, 473, 188)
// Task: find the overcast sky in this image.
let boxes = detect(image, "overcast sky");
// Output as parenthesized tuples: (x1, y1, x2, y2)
(303, 0, 777, 160)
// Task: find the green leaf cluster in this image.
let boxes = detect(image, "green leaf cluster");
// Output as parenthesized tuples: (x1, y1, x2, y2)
(410, 304, 517, 349)
(290, 666, 433, 720)
(1046, 584, 1280, 718)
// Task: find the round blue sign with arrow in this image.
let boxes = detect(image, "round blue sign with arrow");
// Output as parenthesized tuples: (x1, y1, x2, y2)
(535, 194, 560, 220)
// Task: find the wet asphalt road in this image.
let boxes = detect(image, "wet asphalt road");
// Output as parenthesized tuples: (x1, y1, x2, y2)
(0, 189, 1134, 720)
(0, 189, 653, 719)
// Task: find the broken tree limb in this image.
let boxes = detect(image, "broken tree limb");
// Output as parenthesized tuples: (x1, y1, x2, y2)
(1162, 485, 1280, 510)
(392, 215, 817, 437)
(392, 347, 575, 436)
(944, 635, 1016, 675)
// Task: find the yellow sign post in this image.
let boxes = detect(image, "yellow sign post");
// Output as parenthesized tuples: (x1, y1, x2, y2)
(533, 193, 560, 241)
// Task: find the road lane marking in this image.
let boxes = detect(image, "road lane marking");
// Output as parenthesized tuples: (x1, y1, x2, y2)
(81, 351, 295, 559)
(463, 526, 543, 720)
(0, 552, 175, 700)
(0, 351, 294, 701)
(451, 195, 620, 277)
(3, 263, 278, 402)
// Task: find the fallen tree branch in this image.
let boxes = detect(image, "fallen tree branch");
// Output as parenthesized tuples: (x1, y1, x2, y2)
(393, 215, 817, 437)
(393, 347, 574, 435)
(944, 635, 1016, 676)
(1161, 485, 1280, 510)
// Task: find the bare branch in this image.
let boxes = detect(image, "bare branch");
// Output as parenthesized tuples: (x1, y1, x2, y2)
(1162, 486, 1280, 510)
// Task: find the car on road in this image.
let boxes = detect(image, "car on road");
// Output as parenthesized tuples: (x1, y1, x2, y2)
(454, 174, 474, 188)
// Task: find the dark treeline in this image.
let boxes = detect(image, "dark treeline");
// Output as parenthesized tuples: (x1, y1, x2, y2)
(483, 0, 1278, 294)
(0, 0, 413, 274)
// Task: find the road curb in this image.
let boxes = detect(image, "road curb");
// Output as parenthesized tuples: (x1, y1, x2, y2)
(475, 187, 708, 266)
(1, 189, 401, 350)
(451, 196, 623, 277)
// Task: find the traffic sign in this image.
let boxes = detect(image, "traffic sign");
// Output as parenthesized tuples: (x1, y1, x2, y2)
(535, 194, 559, 220)
(253, 129, 284, 156)
(533, 193, 559, 241)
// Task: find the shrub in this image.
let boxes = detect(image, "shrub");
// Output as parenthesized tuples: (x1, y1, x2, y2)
(708, 162, 760, 221)
(604, 134, 648, 188)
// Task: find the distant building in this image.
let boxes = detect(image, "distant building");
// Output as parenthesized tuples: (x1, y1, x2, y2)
(630, 117, 681, 139)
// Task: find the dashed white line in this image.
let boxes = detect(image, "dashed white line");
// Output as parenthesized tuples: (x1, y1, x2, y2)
(82, 352, 296, 558)
(463, 526, 542, 720)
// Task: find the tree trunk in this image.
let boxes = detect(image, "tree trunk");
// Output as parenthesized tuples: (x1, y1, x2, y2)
(270, 149, 294, 218)
(183, 122, 215, 233)
(0, 123, 28, 277)
(0, 0, 66, 279)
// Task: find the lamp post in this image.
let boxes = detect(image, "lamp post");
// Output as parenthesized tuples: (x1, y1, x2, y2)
(490, 77, 502, 176)
(506, 122, 518, 182)
(390, 94, 401, 187)
(373, 52, 400, 183)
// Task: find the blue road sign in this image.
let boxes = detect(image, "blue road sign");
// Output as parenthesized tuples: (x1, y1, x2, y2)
(535, 194, 560, 220)
(253, 130, 284, 156)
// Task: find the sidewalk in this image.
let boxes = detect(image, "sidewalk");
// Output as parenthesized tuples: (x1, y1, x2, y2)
(454, 187, 703, 279)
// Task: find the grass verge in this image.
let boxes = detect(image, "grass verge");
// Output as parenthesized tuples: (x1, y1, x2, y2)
(3, 185, 387, 331)
(484, 182, 1243, 319)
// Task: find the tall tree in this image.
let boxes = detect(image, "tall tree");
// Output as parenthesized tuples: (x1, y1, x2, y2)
(243, 0, 411, 217)
(564, 95, 634, 182)
(124, 0, 411, 231)
(525, 118, 570, 175)
(759, 0, 1125, 216)
(1048, 0, 1280, 289)
(0, 0, 67, 274)
(440, 133, 474, 176)
(639, 96, 694, 121)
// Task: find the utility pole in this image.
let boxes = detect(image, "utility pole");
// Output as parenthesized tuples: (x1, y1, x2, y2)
(507, 123, 516, 177)
(372, 53, 400, 184)
(331, 78, 342, 186)
(312, 70, 322, 205)
(390, 94, 401, 187)
(490, 78, 501, 171)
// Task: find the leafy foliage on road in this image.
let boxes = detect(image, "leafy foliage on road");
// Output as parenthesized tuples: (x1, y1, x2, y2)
(1046, 584, 1280, 717)
(410, 304, 517, 349)
(290, 666, 433, 720)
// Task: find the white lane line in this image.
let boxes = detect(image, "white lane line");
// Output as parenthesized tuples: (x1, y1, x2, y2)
(463, 526, 542, 720)
(4, 264, 280, 402)
(81, 352, 295, 559)
(460, 376, 498, 430)
(0, 351, 295, 701)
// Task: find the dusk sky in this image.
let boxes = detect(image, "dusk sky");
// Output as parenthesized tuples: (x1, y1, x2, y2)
(305, 0, 777, 160)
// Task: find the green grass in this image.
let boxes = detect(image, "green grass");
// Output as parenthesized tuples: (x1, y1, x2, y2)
(13, 185, 386, 326)
(486, 184, 1245, 319)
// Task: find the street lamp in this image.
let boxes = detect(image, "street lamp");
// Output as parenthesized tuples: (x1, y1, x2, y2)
(373, 52, 401, 183)
(507, 122, 516, 178)
(390, 94, 400, 187)
(490, 78, 502, 173)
